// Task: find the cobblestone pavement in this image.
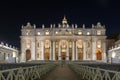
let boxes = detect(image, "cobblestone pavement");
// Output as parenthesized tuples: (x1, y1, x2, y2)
(43, 64, 79, 80)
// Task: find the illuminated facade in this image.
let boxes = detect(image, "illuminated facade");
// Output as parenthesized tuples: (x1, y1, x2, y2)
(20, 16, 107, 62)
(108, 40, 120, 63)
(0, 42, 19, 63)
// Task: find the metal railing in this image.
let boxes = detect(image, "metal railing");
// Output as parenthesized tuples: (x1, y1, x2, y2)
(0, 64, 56, 80)
(69, 63, 120, 80)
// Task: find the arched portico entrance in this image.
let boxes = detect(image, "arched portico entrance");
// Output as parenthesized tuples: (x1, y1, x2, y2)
(96, 49, 102, 60)
(45, 40, 50, 60)
(61, 40, 67, 60)
(61, 52, 66, 60)
(26, 49, 31, 61)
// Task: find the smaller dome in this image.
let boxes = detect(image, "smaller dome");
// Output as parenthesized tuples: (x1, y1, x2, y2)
(62, 16, 68, 24)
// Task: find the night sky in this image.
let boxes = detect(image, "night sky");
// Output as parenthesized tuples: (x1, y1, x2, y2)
(0, 0, 120, 48)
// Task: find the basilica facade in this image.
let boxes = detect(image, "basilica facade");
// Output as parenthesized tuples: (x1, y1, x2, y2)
(20, 17, 107, 62)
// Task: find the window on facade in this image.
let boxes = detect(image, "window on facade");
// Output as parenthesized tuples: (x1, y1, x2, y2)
(69, 41, 72, 48)
(26, 44, 29, 48)
(87, 32, 90, 35)
(45, 32, 49, 35)
(97, 40, 101, 48)
(37, 32, 40, 35)
(45, 40, 50, 48)
(77, 40, 83, 48)
(13, 52, 16, 57)
(26, 31, 30, 35)
(26, 42, 30, 48)
(97, 31, 101, 35)
(55, 42, 58, 48)
(78, 31, 82, 35)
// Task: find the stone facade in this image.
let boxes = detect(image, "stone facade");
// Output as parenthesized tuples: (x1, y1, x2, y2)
(0, 42, 19, 63)
(20, 17, 107, 62)
(108, 40, 120, 63)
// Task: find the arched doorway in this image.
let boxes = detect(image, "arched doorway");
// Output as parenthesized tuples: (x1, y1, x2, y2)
(45, 52, 49, 60)
(26, 49, 31, 61)
(44, 40, 50, 60)
(69, 53, 72, 60)
(78, 50, 83, 60)
(55, 55, 58, 60)
(61, 40, 67, 60)
(96, 49, 102, 60)
(62, 52, 66, 60)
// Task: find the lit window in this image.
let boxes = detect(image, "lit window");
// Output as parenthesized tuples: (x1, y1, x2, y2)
(37, 32, 40, 35)
(77, 40, 83, 48)
(26, 40, 31, 48)
(26, 44, 30, 48)
(26, 32, 30, 35)
(45, 32, 49, 35)
(45, 40, 50, 48)
(26, 31, 30, 35)
(97, 31, 101, 35)
(56, 31, 58, 34)
(87, 32, 90, 35)
(78, 31, 82, 35)
(13, 52, 16, 57)
(97, 40, 101, 48)
(69, 42, 72, 48)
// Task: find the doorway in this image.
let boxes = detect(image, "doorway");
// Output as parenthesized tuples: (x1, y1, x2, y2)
(45, 52, 49, 60)
(62, 52, 66, 60)
(26, 49, 31, 61)
(96, 49, 102, 60)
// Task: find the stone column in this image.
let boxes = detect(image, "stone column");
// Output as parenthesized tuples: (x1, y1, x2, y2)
(31, 38, 35, 60)
(102, 40, 106, 62)
(49, 41, 52, 60)
(21, 39, 26, 62)
(0, 52, 2, 61)
(53, 41, 55, 60)
(72, 41, 75, 61)
(66, 40, 69, 60)
(83, 41, 86, 60)
(58, 40, 61, 60)
(76, 41, 78, 60)
(41, 40, 44, 60)
(92, 40, 96, 60)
